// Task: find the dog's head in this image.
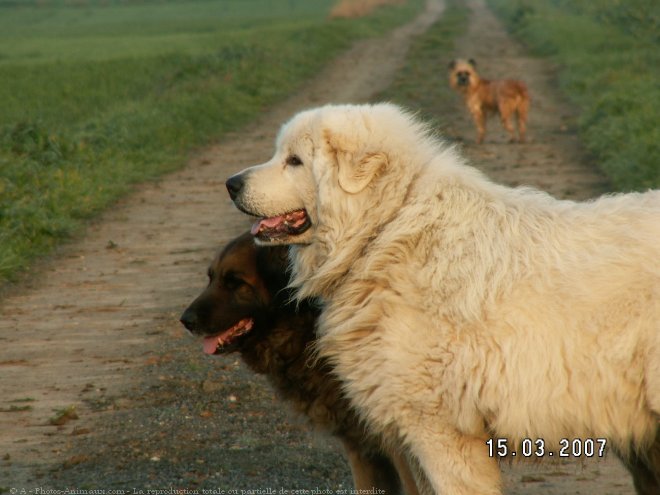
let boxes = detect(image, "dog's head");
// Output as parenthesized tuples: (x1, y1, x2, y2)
(226, 103, 430, 249)
(179, 231, 291, 355)
(225, 108, 319, 246)
(448, 58, 479, 92)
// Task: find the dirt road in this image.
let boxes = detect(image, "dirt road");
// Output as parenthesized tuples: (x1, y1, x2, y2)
(0, 0, 636, 493)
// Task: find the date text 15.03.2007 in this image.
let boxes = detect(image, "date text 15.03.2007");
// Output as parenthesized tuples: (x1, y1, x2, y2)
(486, 438, 607, 458)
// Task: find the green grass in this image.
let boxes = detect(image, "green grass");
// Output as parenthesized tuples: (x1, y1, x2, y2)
(0, 0, 423, 284)
(49, 404, 78, 425)
(0, 404, 33, 412)
(486, 0, 659, 192)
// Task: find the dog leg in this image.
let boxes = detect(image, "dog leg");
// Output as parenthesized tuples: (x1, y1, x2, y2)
(626, 455, 660, 495)
(516, 99, 529, 143)
(501, 116, 516, 143)
(498, 104, 516, 143)
(406, 427, 501, 495)
(472, 109, 487, 144)
(389, 449, 423, 495)
(342, 440, 403, 495)
(621, 429, 660, 495)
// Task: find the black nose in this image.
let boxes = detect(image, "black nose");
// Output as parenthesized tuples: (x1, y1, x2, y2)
(226, 174, 244, 201)
(180, 309, 198, 332)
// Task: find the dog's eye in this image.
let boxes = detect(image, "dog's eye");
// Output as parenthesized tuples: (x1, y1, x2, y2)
(223, 273, 245, 289)
(285, 155, 303, 166)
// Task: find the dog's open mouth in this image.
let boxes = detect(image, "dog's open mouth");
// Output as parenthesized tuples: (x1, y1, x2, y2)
(202, 317, 254, 355)
(250, 209, 311, 242)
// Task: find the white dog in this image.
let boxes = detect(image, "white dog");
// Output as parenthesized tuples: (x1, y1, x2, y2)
(226, 103, 660, 494)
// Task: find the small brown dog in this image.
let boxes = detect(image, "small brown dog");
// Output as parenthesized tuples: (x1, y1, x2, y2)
(180, 232, 420, 494)
(449, 58, 530, 144)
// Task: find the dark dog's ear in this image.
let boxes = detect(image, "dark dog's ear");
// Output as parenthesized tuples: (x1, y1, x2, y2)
(324, 129, 388, 194)
(468, 58, 477, 67)
(256, 244, 290, 294)
(448, 60, 457, 70)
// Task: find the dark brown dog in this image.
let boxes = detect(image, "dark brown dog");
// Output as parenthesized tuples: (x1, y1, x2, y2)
(449, 58, 529, 144)
(180, 232, 419, 494)
(619, 431, 660, 495)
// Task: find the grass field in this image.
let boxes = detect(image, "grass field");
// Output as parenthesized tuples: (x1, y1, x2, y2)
(486, 0, 659, 192)
(0, 0, 423, 284)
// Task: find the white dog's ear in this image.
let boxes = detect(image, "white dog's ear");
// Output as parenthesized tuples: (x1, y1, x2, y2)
(324, 129, 387, 194)
(337, 152, 387, 194)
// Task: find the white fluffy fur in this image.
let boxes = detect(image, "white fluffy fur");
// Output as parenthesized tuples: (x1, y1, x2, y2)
(231, 103, 660, 494)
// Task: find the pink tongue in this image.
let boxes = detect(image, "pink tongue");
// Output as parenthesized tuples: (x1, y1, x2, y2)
(251, 215, 285, 235)
(203, 337, 219, 355)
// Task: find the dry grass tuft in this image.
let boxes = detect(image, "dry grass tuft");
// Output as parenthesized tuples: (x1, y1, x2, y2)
(329, 0, 406, 19)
